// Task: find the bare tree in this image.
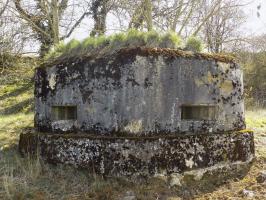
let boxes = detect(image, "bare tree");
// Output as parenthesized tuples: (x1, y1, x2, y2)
(13, 0, 91, 57)
(128, 0, 153, 31)
(110, 0, 246, 44)
(200, 0, 246, 53)
(90, 0, 112, 36)
(1, 0, 30, 73)
(4, 0, 248, 57)
(237, 34, 266, 107)
(152, 0, 223, 35)
(109, 0, 218, 34)
(1, 0, 29, 54)
(0, 0, 9, 16)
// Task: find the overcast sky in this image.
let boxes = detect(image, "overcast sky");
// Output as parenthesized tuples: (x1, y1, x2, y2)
(243, 0, 266, 35)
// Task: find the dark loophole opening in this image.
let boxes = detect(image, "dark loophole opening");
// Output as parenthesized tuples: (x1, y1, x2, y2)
(51, 106, 77, 120)
(181, 105, 217, 120)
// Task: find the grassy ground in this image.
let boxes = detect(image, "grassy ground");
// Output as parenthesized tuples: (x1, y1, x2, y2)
(246, 109, 266, 157)
(0, 58, 34, 151)
(0, 62, 265, 199)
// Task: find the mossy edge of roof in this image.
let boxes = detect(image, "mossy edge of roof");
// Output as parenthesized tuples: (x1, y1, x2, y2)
(40, 47, 236, 69)
(21, 128, 252, 140)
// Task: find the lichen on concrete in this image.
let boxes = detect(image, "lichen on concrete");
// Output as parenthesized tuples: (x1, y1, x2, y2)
(19, 130, 255, 176)
(35, 47, 245, 134)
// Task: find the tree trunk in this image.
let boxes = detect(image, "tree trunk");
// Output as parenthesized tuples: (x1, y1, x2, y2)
(145, 0, 153, 31)
(51, 0, 60, 44)
(90, 0, 109, 37)
(39, 37, 54, 58)
(129, 0, 153, 31)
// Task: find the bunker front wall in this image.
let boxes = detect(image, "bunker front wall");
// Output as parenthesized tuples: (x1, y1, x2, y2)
(35, 50, 245, 134)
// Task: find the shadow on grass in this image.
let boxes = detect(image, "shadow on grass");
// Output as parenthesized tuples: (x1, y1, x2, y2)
(0, 83, 33, 101)
(0, 98, 34, 115)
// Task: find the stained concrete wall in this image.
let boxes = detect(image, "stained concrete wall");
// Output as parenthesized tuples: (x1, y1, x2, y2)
(19, 131, 254, 176)
(35, 48, 245, 134)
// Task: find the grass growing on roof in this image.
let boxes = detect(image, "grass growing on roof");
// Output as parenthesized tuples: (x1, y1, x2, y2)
(95, 35, 110, 47)
(185, 36, 204, 52)
(82, 36, 96, 49)
(53, 39, 81, 58)
(43, 41, 66, 60)
(80, 35, 111, 55)
(67, 39, 80, 48)
(125, 29, 146, 47)
(159, 31, 182, 49)
(110, 32, 127, 48)
(44, 30, 184, 62)
(146, 30, 161, 47)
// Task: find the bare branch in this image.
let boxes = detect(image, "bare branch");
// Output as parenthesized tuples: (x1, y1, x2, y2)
(62, 11, 91, 40)
(0, 0, 9, 17)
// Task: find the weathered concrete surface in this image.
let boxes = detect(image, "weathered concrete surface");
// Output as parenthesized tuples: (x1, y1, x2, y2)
(35, 47, 245, 134)
(19, 130, 254, 176)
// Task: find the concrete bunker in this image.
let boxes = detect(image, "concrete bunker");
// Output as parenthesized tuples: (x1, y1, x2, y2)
(34, 48, 245, 134)
(20, 47, 254, 177)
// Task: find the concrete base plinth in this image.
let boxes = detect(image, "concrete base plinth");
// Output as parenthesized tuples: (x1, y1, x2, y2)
(19, 130, 255, 177)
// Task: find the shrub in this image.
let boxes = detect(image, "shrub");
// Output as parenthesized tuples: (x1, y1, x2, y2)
(94, 35, 110, 48)
(82, 37, 96, 49)
(65, 39, 80, 54)
(0, 53, 19, 68)
(159, 31, 182, 49)
(44, 41, 66, 60)
(125, 29, 146, 47)
(110, 32, 127, 48)
(145, 30, 161, 47)
(185, 36, 203, 52)
(55, 41, 67, 53)
(44, 30, 184, 61)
